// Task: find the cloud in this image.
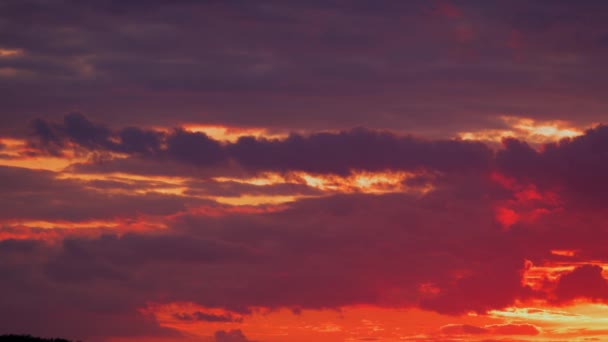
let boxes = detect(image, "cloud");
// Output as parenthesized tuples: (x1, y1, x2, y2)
(8, 116, 608, 340)
(440, 323, 540, 336)
(28, 116, 608, 209)
(486, 323, 540, 335)
(166, 129, 225, 165)
(2, 1, 608, 136)
(226, 128, 491, 175)
(183, 179, 322, 198)
(440, 324, 487, 335)
(28, 114, 493, 175)
(0, 185, 536, 340)
(214, 329, 254, 342)
(553, 265, 608, 303)
(4, 1, 608, 341)
(0, 165, 213, 222)
(173, 311, 243, 323)
(496, 125, 608, 206)
(29, 114, 608, 196)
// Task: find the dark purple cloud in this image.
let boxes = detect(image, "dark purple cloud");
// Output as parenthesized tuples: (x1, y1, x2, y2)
(227, 128, 491, 175)
(496, 125, 608, 206)
(28, 113, 493, 175)
(553, 265, 608, 303)
(29, 115, 608, 195)
(1, 1, 607, 135)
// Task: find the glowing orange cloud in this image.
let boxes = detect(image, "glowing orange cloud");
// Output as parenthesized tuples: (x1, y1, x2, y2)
(144, 301, 608, 341)
(458, 115, 586, 145)
(180, 124, 287, 142)
(142, 303, 503, 342)
(0, 48, 23, 57)
(489, 303, 608, 341)
(551, 249, 578, 257)
(215, 170, 433, 196)
(0, 138, 84, 171)
(54, 169, 431, 207)
(0, 138, 129, 171)
(0, 216, 169, 242)
(522, 260, 608, 291)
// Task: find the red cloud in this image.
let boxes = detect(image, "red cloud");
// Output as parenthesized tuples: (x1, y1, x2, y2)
(441, 323, 540, 336)
(486, 323, 540, 335)
(5, 116, 608, 341)
(553, 265, 608, 303)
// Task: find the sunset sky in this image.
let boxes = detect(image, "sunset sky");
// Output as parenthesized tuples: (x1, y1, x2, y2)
(3, 1, 608, 341)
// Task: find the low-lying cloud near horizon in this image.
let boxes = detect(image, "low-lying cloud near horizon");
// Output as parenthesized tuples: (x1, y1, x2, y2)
(2, 113, 608, 341)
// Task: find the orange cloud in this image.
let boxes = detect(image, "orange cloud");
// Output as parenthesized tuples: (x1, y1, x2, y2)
(0, 48, 23, 57)
(0, 138, 92, 171)
(214, 170, 433, 196)
(143, 304, 503, 342)
(551, 249, 578, 257)
(458, 116, 586, 146)
(486, 323, 540, 335)
(0, 216, 168, 242)
(180, 124, 287, 142)
(440, 323, 540, 336)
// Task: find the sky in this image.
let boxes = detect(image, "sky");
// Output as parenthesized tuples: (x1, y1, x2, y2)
(2, 1, 608, 341)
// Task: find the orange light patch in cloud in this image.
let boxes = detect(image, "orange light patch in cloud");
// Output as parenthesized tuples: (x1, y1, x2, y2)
(458, 115, 585, 145)
(58, 172, 190, 185)
(551, 249, 578, 257)
(0, 215, 169, 242)
(58, 172, 192, 196)
(297, 171, 411, 194)
(68, 170, 429, 205)
(0, 156, 78, 171)
(6, 217, 166, 230)
(0, 138, 102, 171)
(181, 124, 288, 142)
(0, 48, 23, 57)
(490, 303, 608, 340)
(212, 194, 300, 206)
(62, 172, 299, 205)
(143, 303, 503, 342)
(0, 137, 24, 149)
(214, 173, 287, 186)
(6, 219, 121, 230)
(522, 260, 608, 291)
(0, 226, 68, 242)
(215, 170, 432, 195)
